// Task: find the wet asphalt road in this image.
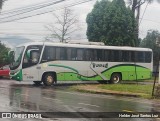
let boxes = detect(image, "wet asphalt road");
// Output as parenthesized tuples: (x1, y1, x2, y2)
(0, 79, 160, 121)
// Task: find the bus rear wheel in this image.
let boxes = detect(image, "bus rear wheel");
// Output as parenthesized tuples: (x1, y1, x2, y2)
(43, 73, 55, 86)
(110, 73, 121, 84)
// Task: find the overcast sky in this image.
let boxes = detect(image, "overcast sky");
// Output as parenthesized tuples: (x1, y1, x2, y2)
(0, 0, 160, 46)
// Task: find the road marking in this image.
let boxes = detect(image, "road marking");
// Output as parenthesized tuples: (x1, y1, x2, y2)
(78, 103, 100, 108)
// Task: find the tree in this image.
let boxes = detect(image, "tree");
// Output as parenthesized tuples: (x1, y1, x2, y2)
(0, 1, 9, 67)
(140, 30, 160, 64)
(45, 7, 78, 43)
(86, 0, 136, 46)
(0, 41, 10, 67)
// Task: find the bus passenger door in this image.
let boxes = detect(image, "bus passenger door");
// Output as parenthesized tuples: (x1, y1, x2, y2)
(22, 50, 40, 81)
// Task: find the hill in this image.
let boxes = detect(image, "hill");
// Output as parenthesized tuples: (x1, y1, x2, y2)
(0, 35, 33, 48)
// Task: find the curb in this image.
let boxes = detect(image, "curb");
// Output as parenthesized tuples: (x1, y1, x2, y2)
(75, 88, 142, 98)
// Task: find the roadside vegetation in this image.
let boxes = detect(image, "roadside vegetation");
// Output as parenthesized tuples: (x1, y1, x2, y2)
(70, 83, 153, 99)
(100, 84, 152, 94)
(0, 41, 10, 68)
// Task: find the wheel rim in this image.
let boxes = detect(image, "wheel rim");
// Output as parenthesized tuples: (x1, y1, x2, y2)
(47, 76, 54, 84)
(113, 76, 120, 83)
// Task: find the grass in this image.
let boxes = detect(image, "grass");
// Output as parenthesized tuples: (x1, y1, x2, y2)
(99, 84, 152, 95)
(71, 84, 153, 99)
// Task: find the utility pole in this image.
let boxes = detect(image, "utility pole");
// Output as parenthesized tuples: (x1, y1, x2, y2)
(132, 0, 145, 47)
(153, 36, 160, 97)
(0, 0, 3, 10)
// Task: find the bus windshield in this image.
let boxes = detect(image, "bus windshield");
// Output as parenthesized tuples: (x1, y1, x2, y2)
(10, 46, 25, 70)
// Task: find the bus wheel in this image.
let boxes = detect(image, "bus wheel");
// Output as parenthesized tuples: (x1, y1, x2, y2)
(110, 73, 121, 84)
(43, 73, 55, 86)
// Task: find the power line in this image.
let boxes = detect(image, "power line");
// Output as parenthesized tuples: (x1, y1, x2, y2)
(139, 1, 149, 25)
(0, 28, 49, 31)
(4, 21, 50, 24)
(0, 0, 93, 23)
(0, 21, 87, 24)
(0, 37, 34, 40)
(0, 0, 86, 21)
(1, 0, 59, 15)
(0, 0, 64, 19)
(139, 18, 160, 25)
(0, 32, 50, 36)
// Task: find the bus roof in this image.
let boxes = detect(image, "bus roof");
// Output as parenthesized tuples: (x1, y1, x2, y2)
(17, 41, 152, 52)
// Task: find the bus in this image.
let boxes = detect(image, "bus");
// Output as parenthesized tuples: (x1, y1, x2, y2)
(9, 41, 153, 86)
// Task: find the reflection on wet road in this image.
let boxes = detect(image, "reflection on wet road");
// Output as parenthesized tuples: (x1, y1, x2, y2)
(0, 79, 160, 121)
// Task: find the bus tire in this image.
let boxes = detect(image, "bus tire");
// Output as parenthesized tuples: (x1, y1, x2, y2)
(43, 73, 55, 86)
(110, 73, 121, 84)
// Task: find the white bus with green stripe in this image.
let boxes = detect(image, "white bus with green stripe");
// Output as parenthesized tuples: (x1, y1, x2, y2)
(9, 41, 153, 86)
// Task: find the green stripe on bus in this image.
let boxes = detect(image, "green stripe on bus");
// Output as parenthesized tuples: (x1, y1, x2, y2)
(48, 64, 151, 81)
(48, 64, 79, 73)
(11, 69, 23, 81)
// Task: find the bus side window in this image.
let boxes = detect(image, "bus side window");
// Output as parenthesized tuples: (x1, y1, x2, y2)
(67, 48, 72, 60)
(60, 48, 66, 60)
(71, 48, 77, 60)
(104, 50, 109, 61)
(49, 47, 56, 60)
(85, 49, 90, 61)
(145, 52, 151, 63)
(93, 50, 98, 61)
(85, 49, 94, 61)
(56, 48, 61, 60)
(122, 51, 130, 62)
(108, 50, 113, 61)
(90, 49, 94, 61)
(137, 51, 145, 62)
(130, 51, 135, 62)
(42, 46, 56, 62)
(77, 49, 84, 61)
(97, 49, 103, 61)
(113, 50, 120, 62)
